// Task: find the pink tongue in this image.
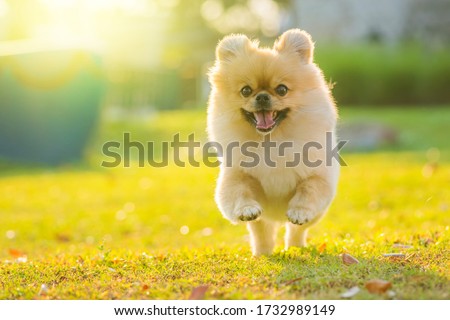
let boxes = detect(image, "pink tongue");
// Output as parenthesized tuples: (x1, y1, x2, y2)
(254, 111, 275, 129)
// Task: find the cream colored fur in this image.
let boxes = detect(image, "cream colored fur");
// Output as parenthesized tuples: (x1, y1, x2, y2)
(207, 29, 339, 256)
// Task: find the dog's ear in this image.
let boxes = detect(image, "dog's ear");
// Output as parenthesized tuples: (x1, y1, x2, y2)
(274, 29, 314, 64)
(216, 34, 253, 62)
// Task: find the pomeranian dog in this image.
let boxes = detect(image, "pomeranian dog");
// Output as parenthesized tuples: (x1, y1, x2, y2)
(207, 29, 339, 256)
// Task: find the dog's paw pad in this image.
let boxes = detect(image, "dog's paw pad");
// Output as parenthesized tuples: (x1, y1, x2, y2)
(236, 205, 262, 221)
(287, 207, 316, 225)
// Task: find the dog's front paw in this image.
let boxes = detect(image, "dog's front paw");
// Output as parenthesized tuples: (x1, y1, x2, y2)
(286, 207, 316, 225)
(235, 204, 262, 221)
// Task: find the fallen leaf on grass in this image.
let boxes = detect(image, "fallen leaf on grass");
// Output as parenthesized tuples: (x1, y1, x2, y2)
(8, 249, 25, 258)
(318, 243, 327, 253)
(112, 257, 126, 264)
(341, 253, 359, 265)
(55, 233, 71, 242)
(284, 277, 303, 286)
(188, 285, 209, 300)
(365, 279, 392, 294)
(9, 249, 28, 263)
(341, 286, 360, 298)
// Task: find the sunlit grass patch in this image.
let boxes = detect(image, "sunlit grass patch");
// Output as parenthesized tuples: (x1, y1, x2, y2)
(0, 107, 449, 299)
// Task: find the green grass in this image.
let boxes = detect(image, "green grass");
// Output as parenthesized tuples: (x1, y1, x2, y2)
(0, 107, 449, 299)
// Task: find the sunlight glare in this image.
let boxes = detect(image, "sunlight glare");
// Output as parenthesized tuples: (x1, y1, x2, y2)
(0, 0, 9, 17)
(201, 0, 223, 22)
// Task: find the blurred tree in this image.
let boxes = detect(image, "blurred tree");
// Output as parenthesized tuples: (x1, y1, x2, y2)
(0, 0, 295, 109)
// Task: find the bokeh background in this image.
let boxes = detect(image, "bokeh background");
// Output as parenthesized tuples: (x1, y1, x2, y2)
(1, 0, 450, 164)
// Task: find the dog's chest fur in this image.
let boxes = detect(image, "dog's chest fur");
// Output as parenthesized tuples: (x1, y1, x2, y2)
(239, 142, 309, 198)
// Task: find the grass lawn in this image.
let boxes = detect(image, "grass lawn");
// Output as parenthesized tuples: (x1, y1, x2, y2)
(0, 107, 449, 299)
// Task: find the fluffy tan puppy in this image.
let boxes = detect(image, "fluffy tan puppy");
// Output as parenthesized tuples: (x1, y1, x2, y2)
(207, 29, 339, 256)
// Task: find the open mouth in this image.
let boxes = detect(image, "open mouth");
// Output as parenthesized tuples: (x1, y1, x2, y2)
(241, 108, 289, 133)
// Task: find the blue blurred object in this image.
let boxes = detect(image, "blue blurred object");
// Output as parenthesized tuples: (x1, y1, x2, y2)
(0, 46, 104, 165)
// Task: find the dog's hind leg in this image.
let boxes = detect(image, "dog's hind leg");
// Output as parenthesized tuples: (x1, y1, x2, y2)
(247, 219, 278, 256)
(285, 223, 308, 249)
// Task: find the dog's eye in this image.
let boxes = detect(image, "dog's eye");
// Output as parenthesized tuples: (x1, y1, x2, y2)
(275, 84, 288, 96)
(240, 86, 253, 97)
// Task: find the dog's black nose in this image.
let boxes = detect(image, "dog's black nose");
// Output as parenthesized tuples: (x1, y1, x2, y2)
(255, 93, 271, 107)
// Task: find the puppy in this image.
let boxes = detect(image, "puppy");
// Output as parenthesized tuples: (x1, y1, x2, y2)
(207, 29, 339, 256)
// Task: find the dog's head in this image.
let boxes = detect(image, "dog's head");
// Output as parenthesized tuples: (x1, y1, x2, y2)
(209, 29, 324, 135)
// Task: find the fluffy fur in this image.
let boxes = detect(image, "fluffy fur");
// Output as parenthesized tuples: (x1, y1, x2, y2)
(207, 29, 340, 256)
